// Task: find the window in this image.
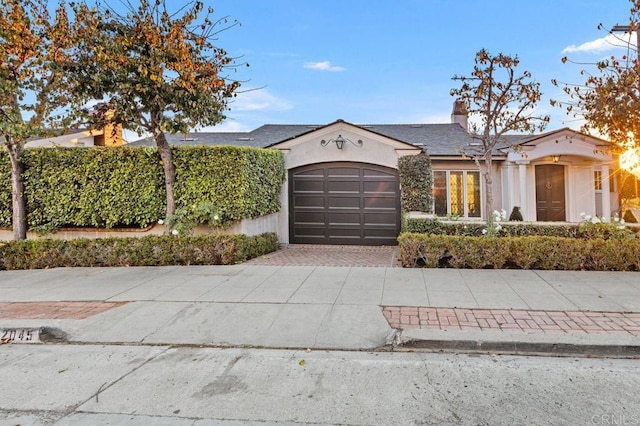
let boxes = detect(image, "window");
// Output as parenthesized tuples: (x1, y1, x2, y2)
(433, 170, 481, 217)
(594, 170, 602, 191)
(594, 169, 615, 192)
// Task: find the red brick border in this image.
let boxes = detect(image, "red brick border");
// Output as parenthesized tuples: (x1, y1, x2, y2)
(383, 306, 640, 336)
(0, 301, 128, 320)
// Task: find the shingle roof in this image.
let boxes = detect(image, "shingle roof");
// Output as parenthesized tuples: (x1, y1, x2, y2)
(127, 122, 504, 156)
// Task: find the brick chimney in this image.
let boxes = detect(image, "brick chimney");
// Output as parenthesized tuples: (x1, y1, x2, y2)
(451, 100, 468, 131)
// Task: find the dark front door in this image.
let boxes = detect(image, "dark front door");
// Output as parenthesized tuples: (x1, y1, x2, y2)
(289, 162, 400, 245)
(535, 164, 566, 221)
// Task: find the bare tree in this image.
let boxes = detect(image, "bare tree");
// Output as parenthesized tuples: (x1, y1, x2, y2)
(451, 49, 549, 218)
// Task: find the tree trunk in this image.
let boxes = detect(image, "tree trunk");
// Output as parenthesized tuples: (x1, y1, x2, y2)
(155, 131, 176, 218)
(6, 143, 27, 240)
(483, 156, 493, 220)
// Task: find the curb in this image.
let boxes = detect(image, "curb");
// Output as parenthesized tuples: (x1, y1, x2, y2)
(395, 329, 640, 358)
(397, 337, 640, 357)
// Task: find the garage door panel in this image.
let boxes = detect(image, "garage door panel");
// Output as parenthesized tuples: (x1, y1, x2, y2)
(327, 167, 360, 177)
(328, 196, 360, 209)
(294, 195, 325, 208)
(328, 212, 361, 225)
(363, 195, 396, 209)
(296, 169, 326, 177)
(327, 227, 362, 235)
(290, 162, 400, 245)
(364, 212, 398, 225)
(294, 211, 325, 225)
(293, 181, 325, 193)
(363, 181, 396, 193)
(327, 180, 360, 192)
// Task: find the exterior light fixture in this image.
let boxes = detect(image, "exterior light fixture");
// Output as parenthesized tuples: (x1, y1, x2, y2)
(552, 155, 560, 163)
(320, 134, 363, 150)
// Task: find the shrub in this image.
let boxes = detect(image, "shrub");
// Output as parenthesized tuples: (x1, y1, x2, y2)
(403, 217, 638, 239)
(508, 206, 523, 221)
(0, 146, 285, 232)
(172, 146, 285, 226)
(398, 152, 433, 213)
(578, 213, 635, 240)
(623, 209, 638, 224)
(0, 233, 278, 270)
(398, 233, 640, 271)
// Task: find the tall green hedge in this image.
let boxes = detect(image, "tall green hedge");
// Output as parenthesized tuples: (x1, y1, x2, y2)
(0, 146, 285, 232)
(398, 152, 433, 213)
(173, 146, 284, 224)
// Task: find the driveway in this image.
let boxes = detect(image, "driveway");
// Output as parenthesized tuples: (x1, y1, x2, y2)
(246, 244, 401, 267)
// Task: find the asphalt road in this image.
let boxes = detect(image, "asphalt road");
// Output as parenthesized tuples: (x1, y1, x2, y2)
(1, 344, 638, 425)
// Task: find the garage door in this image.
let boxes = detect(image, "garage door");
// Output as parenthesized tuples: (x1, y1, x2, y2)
(289, 162, 400, 245)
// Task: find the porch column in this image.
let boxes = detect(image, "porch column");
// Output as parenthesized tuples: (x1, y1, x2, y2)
(518, 162, 529, 220)
(601, 164, 611, 219)
(502, 162, 512, 214)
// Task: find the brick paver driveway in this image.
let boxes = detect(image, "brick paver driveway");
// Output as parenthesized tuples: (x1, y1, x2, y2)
(246, 244, 401, 267)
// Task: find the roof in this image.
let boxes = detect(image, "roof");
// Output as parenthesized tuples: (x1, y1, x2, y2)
(128, 122, 484, 155)
(128, 121, 586, 157)
(511, 127, 612, 147)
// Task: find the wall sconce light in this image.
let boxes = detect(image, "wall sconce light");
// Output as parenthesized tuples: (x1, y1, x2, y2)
(320, 134, 363, 149)
(552, 155, 561, 163)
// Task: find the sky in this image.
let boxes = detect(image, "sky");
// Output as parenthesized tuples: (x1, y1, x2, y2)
(187, 0, 636, 137)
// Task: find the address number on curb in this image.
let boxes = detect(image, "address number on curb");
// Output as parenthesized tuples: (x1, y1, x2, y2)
(1, 328, 41, 344)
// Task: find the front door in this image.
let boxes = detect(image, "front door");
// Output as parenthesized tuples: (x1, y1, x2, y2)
(535, 164, 566, 221)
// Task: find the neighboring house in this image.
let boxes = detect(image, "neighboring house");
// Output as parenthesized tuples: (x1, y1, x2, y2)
(25, 124, 123, 148)
(130, 104, 635, 246)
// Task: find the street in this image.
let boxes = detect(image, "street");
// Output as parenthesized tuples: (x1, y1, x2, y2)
(1, 344, 638, 425)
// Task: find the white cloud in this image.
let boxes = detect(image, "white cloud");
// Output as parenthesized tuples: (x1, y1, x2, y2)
(229, 89, 293, 112)
(303, 61, 346, 72)
(561, 33, 636, 54)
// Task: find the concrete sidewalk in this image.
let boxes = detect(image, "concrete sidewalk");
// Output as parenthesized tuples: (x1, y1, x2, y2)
(1, 265, 639, 354)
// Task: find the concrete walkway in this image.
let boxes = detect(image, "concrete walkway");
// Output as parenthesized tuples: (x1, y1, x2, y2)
(1, 263, 639, 354)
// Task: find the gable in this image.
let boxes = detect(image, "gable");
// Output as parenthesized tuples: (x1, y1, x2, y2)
(507, 128, 613, 162)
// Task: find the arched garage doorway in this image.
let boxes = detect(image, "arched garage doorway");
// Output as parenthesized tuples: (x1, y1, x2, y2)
(289, 162, 401, 245)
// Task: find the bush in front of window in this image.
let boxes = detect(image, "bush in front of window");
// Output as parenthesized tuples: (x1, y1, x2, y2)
(397, 233, 640, 271)
(398, 152, 433, 213)
(403, 217, 639, 238)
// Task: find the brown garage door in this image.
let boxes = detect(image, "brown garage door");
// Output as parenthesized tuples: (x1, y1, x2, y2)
(289, 162, 400, 245)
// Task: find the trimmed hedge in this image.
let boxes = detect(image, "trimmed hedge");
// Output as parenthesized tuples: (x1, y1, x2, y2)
(0, 146, 285, 232)
(398, 233, 640, 271)
(173, 146, 284, 225)
(0, 232, 278, 270)
(398, 153, 433, 213)
(403, 217, 640, 239)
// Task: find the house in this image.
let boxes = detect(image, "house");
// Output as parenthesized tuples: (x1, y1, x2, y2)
(25, 124, 123, 148)
(130, 103, 636, 246)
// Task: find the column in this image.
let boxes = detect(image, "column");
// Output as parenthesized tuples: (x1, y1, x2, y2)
(518, 162, 529, 221)
(601, 164, 611, 219)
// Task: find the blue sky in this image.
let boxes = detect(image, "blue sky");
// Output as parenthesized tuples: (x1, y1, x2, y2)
(192, 0, 636, 136)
